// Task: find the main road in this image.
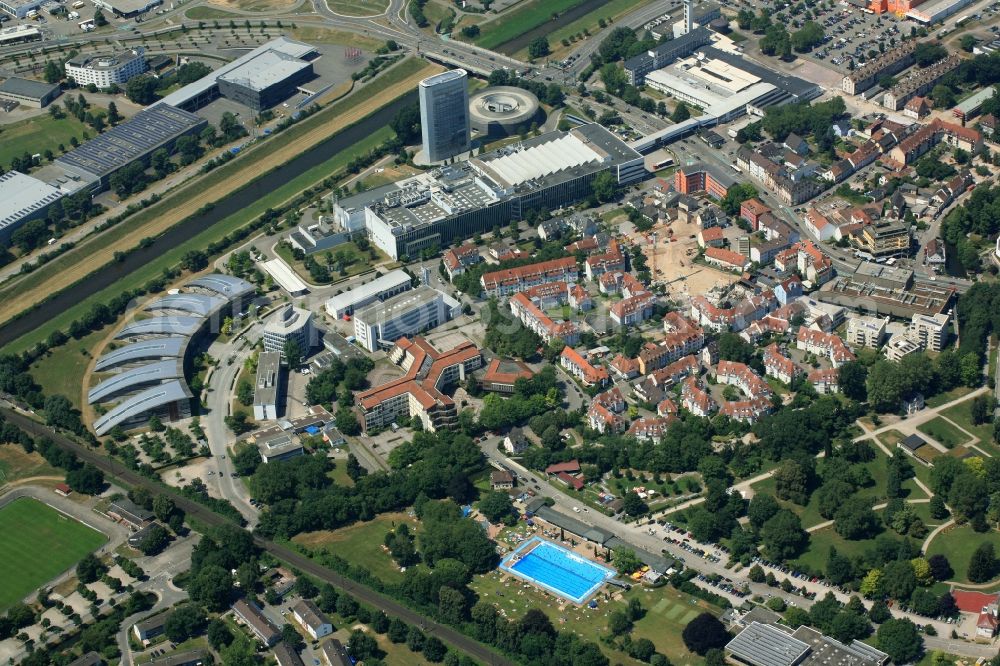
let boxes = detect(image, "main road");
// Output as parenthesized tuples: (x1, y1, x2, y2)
(0, 406, 514, 666)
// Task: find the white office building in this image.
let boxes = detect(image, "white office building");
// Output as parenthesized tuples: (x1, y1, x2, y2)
(419, 69, 470, 163)
(353, 285, 460, 352)
(263, 306, 313, 358)
(325, 269, 412, 318)
(65, 49, 147, 88)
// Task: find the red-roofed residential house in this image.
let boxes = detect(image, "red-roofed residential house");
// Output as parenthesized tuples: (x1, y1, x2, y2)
(443, 244, 483, 280)
(681, 376, 716, 417)
(627, 416, 676, 441)
(560, 347, 610, 387)
(704, 247, 750, 272)
(741, 198, 770, 230)
(698, 227, 725, 248)
(480, 257, 578, 298)
(557, 471, 585, 490)
(796, 327, 856, 367)
(763, 343, 801, 385)
(808, 367, 839, 394)
(545, 460, 580, 475)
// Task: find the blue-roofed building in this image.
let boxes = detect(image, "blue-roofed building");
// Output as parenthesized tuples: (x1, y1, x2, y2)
(93, 380, 193, 435)
(88, 359, 184, 405)
(115, 316, 204, 340)
(94, 337, 187, 372)
(145, 293, 228, 317)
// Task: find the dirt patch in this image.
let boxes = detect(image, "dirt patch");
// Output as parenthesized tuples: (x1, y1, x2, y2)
(0, 60, 441, 331)
(159, 458, 225, 499)
(207, 0, 297, 12)
(627, 218, 739, 298)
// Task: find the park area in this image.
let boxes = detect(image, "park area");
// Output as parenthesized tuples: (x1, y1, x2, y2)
(916, 416, 971, 450)
(0, 497, 106, 611)
(0, 444, 60, 488)
(469, 0, 592, 50)
(472, 568, 717, 665)
(926, 525, 1000, 584)
(291, 512, 420, 584)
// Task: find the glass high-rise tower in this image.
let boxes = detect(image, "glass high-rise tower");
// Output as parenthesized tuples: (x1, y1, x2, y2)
(419, 69, 471, 163)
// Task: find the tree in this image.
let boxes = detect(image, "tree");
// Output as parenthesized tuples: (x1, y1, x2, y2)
(284, 339, 303, 369)
(186, 564, 233, 611)
(107, 102, 122, 125)
(93, 7, 107, 24)
(66, 464, 104, 495)
(774, 460, 810, 505)
(335, 405, 360, 436)
(748, 493, 780, 529)
(478, 491, 515, 524)
(125, 74, 158, 104)
(592, 171, 617, 202)
(960, 34, 977, 52)
(137, 523, 170, 555)
(869, 600, 892, 624)
(969, 543, 997, 583)
(76, 553, 106, 584)
(44, 61, 61, 84)
(760, 510, 807, 560)
(928, 554, 953, 581)
(682, 613, 730, 655)
(613, 548, 643, 575)
(838, 361, 868, 401)
(834, 496, 880, 540)
(207, 618, 234, 650)
(883, 560, 917, 601)
(671, 102, 691, 122)
(528, 36, 550, 59)
(929, 495, 949, 520)
(876, 618, 923, 664)
(931, 83, 955, 109)
(164, 604, 207, 642)
(622, 491, 648, 517)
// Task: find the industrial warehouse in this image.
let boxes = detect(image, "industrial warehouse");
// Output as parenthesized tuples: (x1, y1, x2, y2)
(333, 123, 645, 259)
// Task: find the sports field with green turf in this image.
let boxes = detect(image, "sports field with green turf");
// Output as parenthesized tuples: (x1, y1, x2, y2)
(0, 497, 106, 611)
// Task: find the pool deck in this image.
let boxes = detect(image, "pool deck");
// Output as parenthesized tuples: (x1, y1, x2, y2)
(499, 535, 616, 605)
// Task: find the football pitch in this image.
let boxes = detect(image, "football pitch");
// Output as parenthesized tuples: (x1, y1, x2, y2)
(0, 497, 107, 611)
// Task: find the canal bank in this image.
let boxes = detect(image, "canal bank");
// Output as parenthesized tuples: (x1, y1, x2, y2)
(0, 91, 417, 353)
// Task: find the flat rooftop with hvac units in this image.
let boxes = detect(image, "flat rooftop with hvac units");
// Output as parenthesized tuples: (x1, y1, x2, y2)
(333, 123, 645, 259)
(353, 285, 461, 352)
(90, 274, 255, 436)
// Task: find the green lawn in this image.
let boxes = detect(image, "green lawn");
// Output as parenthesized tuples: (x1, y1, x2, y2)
(471, 0, 592, 50)
(0, 113, 90, 171)
(471, 569, 714, 665)
(328, 0, 389, 15)
(30, 327, 107, 409)
(184, 5, 239, 18)
(917, 417, 970, 449)
(792, 524, 887, 573)
(940, 399, 997, 450)
(925, 386, 974, 408)
(291, 512, 419, 584)
(926, 525, 1000, 584)
(0, 497, 107, 611)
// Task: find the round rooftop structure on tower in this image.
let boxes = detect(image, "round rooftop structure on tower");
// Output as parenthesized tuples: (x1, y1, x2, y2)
(468, 86, 541, 138)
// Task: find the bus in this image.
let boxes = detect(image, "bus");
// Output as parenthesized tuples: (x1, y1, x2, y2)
(730, 163, 743, 173)
(651, 157, 675, 171)
(955, 15, 970, 26)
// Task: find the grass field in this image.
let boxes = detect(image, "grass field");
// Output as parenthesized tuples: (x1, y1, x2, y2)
(516, 0, 648, 60)
(0, 497, 106, 611)
(926, 525, 1000, 584)
(917, 417, 970, 449)
(0, 114, 90, 171)
(30, 328, 107, 409)
(288, 25, 386, 51)
(0, 444, 60, 487)
(328, 0, 389, 15)
(940, 399, 997, 449)
(292, 512, 419, 584)
(471, 0, 591, 50)
(184, 6, 240, 18)
(471, 570, 715, 665)
(925, 386, 974, 408)
(0, 59, 440, 357)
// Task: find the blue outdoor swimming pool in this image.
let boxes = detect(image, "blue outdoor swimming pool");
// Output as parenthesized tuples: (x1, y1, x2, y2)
(500, 537, 615, 604)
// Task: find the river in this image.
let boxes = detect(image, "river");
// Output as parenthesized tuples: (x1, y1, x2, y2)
(0, 92, 417, 349)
